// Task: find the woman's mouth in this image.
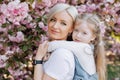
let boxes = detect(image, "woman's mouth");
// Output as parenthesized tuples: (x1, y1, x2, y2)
(51, 29, 59, 34)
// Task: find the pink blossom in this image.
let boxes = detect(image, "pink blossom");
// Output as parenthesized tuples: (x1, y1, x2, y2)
(26, 22, 36, 28)
(0, 26, 7, 32)
(114, 2, 120, 11)
(1, 1, 29, 25)
(5, 50, 14, 55)
(71, 0, 78, 5)
(38, 22, 44, 28)
(38, 22, 48, 31)
(0, 44, 3, 49)
(0, 14, 6, 25)
(117, 18, 120, 25)
(0, 60, 6, 68)
(0, 55, 8, 61)
(86, 3, 96, 13)
(50, 0, 57, 4)
(42, 0, 52, 7)
(12, 46, 21, 53)
(111, 42, 120, 55)
(16, 31, 25, 42)
(57, 0, 66, 3)
(8, 31, 24, 43)
(77, 5, 87, 13)
(0, 55, 8, 68)
(31, 0, 36, 9)
(8, 67, 27, 77)
(109, 8, 116, 16)
(103, 0, 115, 4)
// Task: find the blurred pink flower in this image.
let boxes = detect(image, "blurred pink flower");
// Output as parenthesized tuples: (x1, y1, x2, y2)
(8, 31, 24, 43)
(38, 22, 48, 31)
(42, 0, 52, 7)
(0, 26, 7, 32)
(71, 0, 78, 5)
(8, 67, 27, 78)
(77, 5, 87, 13)
(104, 0, 115, 4)
(58, 0, 66, 3)
(111, 42, 120, 55)
(0, 60, 6, 68)
(0, 55, 8, 68)
(0, 14, 6, 26)
(0, 44, 3, 49)
(1, 0, 29, 25)
(50, 0, 57, 4)
(86, 3, 96, 12)
(117, 18, 120, 25)
(26, 22, 36, 28)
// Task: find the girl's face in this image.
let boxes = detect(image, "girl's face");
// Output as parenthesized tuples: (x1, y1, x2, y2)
(72, 21, 96, 44)
(48, 10, 73, 40)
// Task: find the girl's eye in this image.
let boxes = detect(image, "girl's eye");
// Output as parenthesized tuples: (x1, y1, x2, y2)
(83, 32, 87, 35)
(74, 29, 79, 32)
(61, 22, 67, 26)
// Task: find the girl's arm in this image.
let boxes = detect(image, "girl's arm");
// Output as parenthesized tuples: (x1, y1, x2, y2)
(48, 41, 92, 54)
(33, 41, 56, 80)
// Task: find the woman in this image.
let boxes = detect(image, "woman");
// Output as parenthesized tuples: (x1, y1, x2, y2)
(47, 13, 106, 80)
(34, 3, 78, 80)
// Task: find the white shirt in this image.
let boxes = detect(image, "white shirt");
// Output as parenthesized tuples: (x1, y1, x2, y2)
(43, 48, 75, 80)
(48, 41, 96, 75)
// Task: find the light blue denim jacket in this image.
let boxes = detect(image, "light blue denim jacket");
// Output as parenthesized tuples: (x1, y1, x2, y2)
(73, 55, 98, 80)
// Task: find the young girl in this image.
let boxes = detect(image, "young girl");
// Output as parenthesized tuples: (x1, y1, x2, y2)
(47, 13, 106, 80)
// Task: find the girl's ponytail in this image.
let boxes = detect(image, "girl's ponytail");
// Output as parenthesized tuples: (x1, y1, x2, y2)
(95, 32, 106, 80)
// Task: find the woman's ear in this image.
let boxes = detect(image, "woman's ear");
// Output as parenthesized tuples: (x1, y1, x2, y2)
(91, 34, 96, 41)
(69, 26, 74, 33)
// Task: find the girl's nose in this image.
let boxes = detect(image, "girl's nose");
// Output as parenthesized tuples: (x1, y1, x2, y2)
(76, 32, 81, 38)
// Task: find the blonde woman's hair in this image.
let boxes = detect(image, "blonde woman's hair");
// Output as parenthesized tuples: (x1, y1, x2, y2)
(76, 13, 106, 80)
(47, 3, 78, 22)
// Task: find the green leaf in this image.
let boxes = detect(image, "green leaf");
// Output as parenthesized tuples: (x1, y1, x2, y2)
(17, 26, 27, 31)
(22, 45, 29, 51)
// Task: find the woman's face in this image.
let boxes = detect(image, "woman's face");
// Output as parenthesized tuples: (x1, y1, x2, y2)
(48, 10, 73, 40)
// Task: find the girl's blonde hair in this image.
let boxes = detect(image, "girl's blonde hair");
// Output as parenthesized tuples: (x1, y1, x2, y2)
(76, 13, 106, 80)
(47, 3, 78, 23)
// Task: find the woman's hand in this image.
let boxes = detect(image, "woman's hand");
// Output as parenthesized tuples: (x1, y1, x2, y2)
(35, 41, 48, 60)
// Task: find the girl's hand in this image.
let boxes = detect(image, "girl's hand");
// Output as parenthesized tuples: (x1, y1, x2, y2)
(35, 41, 48, 60)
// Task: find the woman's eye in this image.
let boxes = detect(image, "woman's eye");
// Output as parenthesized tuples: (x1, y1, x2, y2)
(61, 22, 67, 26)
(50, 18, 56, 22)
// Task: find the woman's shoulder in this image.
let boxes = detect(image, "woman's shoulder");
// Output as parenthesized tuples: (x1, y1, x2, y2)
(51, 48, 74, 58)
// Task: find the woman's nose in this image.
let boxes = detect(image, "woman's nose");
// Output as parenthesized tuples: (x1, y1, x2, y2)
(52, 22, 59, 29)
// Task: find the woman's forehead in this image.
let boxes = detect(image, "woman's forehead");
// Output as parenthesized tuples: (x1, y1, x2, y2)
(52, 10, 73, 22)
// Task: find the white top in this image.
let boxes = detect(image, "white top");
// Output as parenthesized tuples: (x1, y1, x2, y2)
(48, 41, 96, 75)
(43, 48, 75, 80)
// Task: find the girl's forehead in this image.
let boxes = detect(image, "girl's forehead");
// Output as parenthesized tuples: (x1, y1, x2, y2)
(75, 20, 95, 31)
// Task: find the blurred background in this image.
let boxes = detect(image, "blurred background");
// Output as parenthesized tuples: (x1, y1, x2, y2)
(0, 0, 120, 80)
